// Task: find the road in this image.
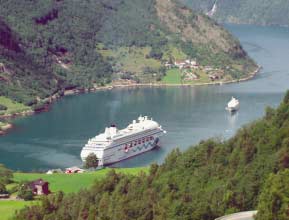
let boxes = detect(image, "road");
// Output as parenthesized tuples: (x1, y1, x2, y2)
(215, 211, 258, 220)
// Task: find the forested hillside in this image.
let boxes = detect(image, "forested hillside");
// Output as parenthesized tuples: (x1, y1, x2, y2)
(13, 92, 289, 219)
(0, 0, 256, 110)
(183, 0, 289, 26)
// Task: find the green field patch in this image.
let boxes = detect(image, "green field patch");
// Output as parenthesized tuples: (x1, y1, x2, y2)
(0, 96, 31, 115)
(13, 167, 148, 194)
(1, 168, 148, 220)
(189, 69, 211, 84)
(163, 45, 187, 60)
(162, 68, 182, 84)
(98, 46, 161, 74)
(0, 200, 37, 220)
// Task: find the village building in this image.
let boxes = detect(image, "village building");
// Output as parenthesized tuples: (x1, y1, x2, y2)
(174, 59, 198, 69)
(164, 61, 173, 68)
(174, 60, 187, 69)
(46, 168, 63, 174)
(0, 193, 9, 199)
(184, 71, 199, 81)
(28, 179, 50, 195)
(209, 71, 224, 81)
(65, 166, 85, 174)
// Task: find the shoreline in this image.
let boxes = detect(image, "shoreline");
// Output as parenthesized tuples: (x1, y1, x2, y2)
(0, 66, 261, 136)
(0, 123, 13, 135)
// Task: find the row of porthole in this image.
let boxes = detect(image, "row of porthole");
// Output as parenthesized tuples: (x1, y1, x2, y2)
(123, 136, 154, 152)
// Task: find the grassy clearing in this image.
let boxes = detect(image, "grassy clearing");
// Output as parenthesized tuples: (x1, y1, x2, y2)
(0, 200, 37, 220)
(190, 69, 211, 84)
(0, 96, 31, 115)
(13, 167, 148, 194)
(162, 68, 182, 84)
(163, 45, 187, 60)
(98, 46, 161, 73)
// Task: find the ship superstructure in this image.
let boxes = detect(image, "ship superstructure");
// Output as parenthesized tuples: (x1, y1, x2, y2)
(80, 116, 166, 166)
(226, 97, 240, 112)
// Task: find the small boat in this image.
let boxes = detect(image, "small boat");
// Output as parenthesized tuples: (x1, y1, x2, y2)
(226, 97, 240, 112)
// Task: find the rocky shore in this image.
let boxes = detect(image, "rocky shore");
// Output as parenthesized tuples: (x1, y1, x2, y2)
(0, 123, 13, 135)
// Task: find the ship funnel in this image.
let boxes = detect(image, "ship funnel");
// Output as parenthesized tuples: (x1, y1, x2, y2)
(105, 127, 110, 137)
(110, 126, 117, 136)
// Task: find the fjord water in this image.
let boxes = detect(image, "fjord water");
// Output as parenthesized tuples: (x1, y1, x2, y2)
(1, 24, 289, 171)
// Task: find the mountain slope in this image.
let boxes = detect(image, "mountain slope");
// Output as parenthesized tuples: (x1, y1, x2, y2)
(183, 0, 289, 26)
(13, 91, 289, 219)
(0, 0, 256, 108)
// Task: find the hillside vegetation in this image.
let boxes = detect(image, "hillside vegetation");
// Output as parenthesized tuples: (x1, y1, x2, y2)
(183, 0, 289, 26)
(13, 92, 289, 219)
(0, 0, 256, 111)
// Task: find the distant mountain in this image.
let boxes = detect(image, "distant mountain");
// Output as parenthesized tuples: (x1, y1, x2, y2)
(182, 0, 289, 26)
(0, 0, 256, 107)
(13, 90, 289, 219)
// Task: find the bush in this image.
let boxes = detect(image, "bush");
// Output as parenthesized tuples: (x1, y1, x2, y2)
(0, 104, 7, 111)
(0, 182, 8, 194)
(17, 182, 34, 201)
(0, 164, 13, 184)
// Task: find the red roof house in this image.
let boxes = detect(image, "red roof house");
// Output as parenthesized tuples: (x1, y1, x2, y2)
(28, 179, 50, 195)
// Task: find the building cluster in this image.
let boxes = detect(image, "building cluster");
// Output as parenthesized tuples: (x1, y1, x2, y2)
(164, 59, 199, 70)
(164, 58, 226, 82)
(46, 166, 85, 174)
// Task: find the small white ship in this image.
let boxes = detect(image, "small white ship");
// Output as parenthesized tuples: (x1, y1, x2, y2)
(80, 116, 166, 166)
(226, 97, 240, 112)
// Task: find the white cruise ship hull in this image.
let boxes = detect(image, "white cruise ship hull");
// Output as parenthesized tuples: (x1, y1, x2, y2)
(226, 103, 240, 112)
(80, 128, 164, 166)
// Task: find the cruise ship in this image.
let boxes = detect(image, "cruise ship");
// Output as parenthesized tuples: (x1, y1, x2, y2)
(226, 97, 240, 112)
(80, 116, 166, 166)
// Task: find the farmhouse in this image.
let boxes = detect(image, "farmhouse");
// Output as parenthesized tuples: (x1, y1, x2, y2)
(28, 179, 50, 195)
(209, 71, 224, 81)
(174, 60, 187, 69)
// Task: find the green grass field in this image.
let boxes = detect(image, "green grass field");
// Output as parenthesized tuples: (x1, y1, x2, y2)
(98, 46, 161, 74)
(0, 96, 31, 115)
(0, 200, 37, 220)
(1, 167, 147, 220)
(162, 68, 182, 84)
(162, 45, 187, 60)
(13, 167, 148, 194)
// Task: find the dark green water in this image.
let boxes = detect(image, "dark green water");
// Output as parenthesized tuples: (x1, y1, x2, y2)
(0, 24, 288, 171)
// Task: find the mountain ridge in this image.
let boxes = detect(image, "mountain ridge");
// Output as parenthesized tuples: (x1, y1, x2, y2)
(0, 0, 256, 110)
(182, 0, 289, 26)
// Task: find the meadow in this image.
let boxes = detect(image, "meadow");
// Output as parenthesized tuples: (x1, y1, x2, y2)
(161, 68, 182, 84)
(0, 96, 31, 115)
(1, 167, 147, 220)
(13, 167, 148, 193)
(0, 200, 37, 220)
